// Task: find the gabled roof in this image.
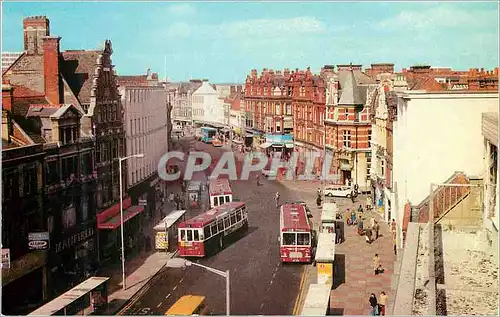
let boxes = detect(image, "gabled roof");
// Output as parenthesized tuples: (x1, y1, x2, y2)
(26, 104, 60, 117)
(11, 96, 49, 117)
(338, 69, 366, 106)
(50, 104, 84, 119)
(117, 75, 148, 86)
(60, 50, 101, 105)
(193, 81, 217, 95)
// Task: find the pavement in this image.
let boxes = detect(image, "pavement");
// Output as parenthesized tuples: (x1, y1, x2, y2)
(280, 180, 395, 315)
(120, 139, 305, 315)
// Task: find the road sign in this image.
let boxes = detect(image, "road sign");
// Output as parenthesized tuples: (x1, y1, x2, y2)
(1, 249, 10, 269)
(138, 199, 147, 206)
(28, 232, 50, 250)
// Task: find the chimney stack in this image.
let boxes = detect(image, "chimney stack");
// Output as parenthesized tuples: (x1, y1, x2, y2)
(43, 36, 61, 105)
(2, 81, 14, 113)
(23, 16, 50, 55)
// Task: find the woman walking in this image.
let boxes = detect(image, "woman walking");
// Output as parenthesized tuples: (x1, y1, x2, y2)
(379, 291, 388, 316)
(369, 293, 378, 316)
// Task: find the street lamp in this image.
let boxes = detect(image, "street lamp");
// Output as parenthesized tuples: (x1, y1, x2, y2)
(119, 153, 145, 290)
(166, 258, 230, 316)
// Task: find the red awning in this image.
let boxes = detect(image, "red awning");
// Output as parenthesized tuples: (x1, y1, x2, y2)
(97, 206, 145, 230)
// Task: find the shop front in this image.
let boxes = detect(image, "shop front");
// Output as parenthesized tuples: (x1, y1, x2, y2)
(260, 134, 294, 159)
(152, 177, 165, 216)
(97, 197, 145, 264)
(48, 224, 97, 298)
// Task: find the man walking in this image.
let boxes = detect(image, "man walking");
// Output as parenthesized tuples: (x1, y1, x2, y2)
(275, 192, 280, 209)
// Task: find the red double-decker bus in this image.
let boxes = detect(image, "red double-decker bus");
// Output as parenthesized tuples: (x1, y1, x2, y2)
(209, 179, 233, 208)
(178, 202, 248, 257)
(279, 204, 313, 263)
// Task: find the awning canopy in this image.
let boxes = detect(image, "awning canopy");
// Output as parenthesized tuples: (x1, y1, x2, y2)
(285, 143, 294, 148)
(259, 142, 272, 149)
(97, 206, 145, 230)
(154, 210, 186, 231)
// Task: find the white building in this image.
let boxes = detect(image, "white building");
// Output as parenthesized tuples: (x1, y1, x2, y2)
(192, 80, 225, 126)
(119, 78, 169, 216)
(391, 90, 499, 246)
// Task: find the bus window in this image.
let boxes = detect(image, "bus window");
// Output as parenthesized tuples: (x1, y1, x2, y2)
(194, 230, 200, 241)
(219, 196, 224, 205)
(230, 214, 236, 225)
(204, 226, 211, 239)
(187, 230, 193, 242)
(242, 207, 247, 217)
(225, 195, 230, 203)
(180, 229, 186, 241)
(224, 217, 230, 228)
(282, 233, 296, 245)
(235, 210, 242, 222)
(297, 233, 311, 245)
(217, 220, 224, 231)
(213, 197, 218, 206)
(211, 223, 217, 235)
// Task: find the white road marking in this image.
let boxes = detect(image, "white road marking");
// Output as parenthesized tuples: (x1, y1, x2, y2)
(260, 303, 264, 309)
(166, 294, 171, 299)
(272, 273, 276, 278)
(179, 278, 184, 284)
(156, 302, 163, 308)
(173, 285, 178, 291)
(270, 280, 273, 285)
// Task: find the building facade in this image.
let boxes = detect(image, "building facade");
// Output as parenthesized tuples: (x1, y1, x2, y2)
(191, 80, 224, 126)
(168, 80, 202, 127)
(118, 71, 169, 222)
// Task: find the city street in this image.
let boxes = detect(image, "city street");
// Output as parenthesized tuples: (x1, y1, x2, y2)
(122, 139, 305, 315)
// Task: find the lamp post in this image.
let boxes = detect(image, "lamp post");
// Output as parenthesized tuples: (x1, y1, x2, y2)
(119, 153, 145, 290)
(167, 258, 230, 315)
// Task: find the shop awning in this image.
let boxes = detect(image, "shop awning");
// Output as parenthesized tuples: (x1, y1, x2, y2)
(260, 142, 272, 148)
(97, 205, 145, 230)
(285, 143, 294, 148)
(154, 210, 187, 231)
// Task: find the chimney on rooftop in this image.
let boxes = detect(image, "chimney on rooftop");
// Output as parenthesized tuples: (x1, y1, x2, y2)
(2, 81, 14, 113)
(23, 16, 50, 55)
(43, 36, 61, 105)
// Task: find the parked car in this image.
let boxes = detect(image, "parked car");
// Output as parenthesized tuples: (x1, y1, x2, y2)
(324, 186, 353, 198)
(262, 168, 277, 178)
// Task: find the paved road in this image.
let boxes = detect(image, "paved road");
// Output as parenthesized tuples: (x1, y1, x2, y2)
(123, 139, 305, 315)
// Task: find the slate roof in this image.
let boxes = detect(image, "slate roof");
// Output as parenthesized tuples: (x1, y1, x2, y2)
(60, 50, 101, 105)
(11, 96, 49, 117)
(26, 104, 59, 117)
(338, 69, 367, 106)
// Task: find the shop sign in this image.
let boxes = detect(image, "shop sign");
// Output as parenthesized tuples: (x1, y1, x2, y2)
(138, 199, 147, 206)
(1, 249, 10, 269)
(55, 228, 94, 253)
(28, 232, 50, 250)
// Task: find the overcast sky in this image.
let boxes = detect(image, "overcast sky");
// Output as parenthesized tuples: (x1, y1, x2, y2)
(2, 1, 498, 82)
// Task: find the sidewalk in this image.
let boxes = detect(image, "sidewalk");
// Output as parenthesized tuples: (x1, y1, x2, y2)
(280, 180, 395, 315)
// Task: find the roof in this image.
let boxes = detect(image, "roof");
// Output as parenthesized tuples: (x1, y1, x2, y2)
(338, 68, 366, 106)
(50, 104, 84, 119)
(166, 295, 205, 315)
(280, 204, 310, 231)
(26, 104, 59, 117)
(209, 178, 232, 196)
(153, 210, 186, 231)
(12, 97, 50, 117)
(193, 81, 217, 95)
(300, 284, 332, 316)
(28, 277, 110, 316)
(315, 232, 335, 262)
(482, 112, 498, 145)
(61, 50, 101, 104)
(179, 202, 246, 228)
(321, 203, 338, 223)
(117, 75, 148, 86)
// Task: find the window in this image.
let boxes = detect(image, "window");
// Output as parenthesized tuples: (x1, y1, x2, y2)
(286, 103, 292, 115)
(276, 122, 281, 133)
(230, 214, 236, 225)
(3, 172, 15, 200)
(368, 129, 372, 147)
(193, 230, 199, 241)
(224, 217, 230, 228)
(217, 220, 224, 232)
(345, 108, 349, 118)
(297, 233, 311, 246)
(219, 196, 224, 206)
(225, 195, 230, 203)
(282, 233, 296, 245)
(82, 153, 92, 175)
(187, 230, 193, 242)
(62, 203, 76, 230)
(381, 160, 385, 177)
(367, 156, 371, 179)
(46, 160, 59, 185)
(204, 226, 211, 239)
(180, 229, 186, 241)
(275, 104, 281, 115)
(236, 210, 242, 222)
(81, 196, 89, 222)
(343, 130, 351, 148)
(210, 223, 217, 235)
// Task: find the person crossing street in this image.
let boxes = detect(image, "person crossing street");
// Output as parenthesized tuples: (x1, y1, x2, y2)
(275, 192, 280, 209)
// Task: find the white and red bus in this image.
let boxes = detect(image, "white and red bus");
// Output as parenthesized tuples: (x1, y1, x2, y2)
(209, 178, 233, 208)
(279, 204, 314, 263)
(178, 202, 248, 257)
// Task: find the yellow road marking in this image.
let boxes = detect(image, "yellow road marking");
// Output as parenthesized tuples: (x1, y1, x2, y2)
(292, 265, 308, 315)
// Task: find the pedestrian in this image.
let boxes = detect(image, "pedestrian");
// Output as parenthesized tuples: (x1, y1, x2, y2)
(391, 219, 396, 237)
(257, 174, 262, 187)
(373, 253, 383, 275)
(145, 235, 151, 252)
(350, 210, 356, 226)
(369, 293, 378, 316)
(365, 228, 373, 243)
(335, 225, 342, 244)
(378, 291, 388, 316)
(393, 234, 397, 255)
(370, 217, 376, 230)
(374, 221, 380, 240)
(357, 216, 364, 235)
(350, 191, 355, 203)
(275, 192, 280, 209)
(358, 204, 364, 213)
(169, 191, 174, 203)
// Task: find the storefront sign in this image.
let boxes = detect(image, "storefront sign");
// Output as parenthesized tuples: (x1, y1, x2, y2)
(1, 249, 10, 269)
(28, 232, 50, 250)
(55, 228, 94, 253)
(138, 199, 147, 206)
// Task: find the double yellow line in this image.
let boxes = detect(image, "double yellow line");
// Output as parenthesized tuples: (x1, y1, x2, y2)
(292, 265, 309, 315)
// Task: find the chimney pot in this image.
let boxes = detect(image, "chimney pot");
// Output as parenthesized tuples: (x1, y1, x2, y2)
(43, 36, 61, 105)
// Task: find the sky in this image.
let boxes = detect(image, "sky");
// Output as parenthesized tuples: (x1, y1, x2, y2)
(2, 1, 499, 83)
